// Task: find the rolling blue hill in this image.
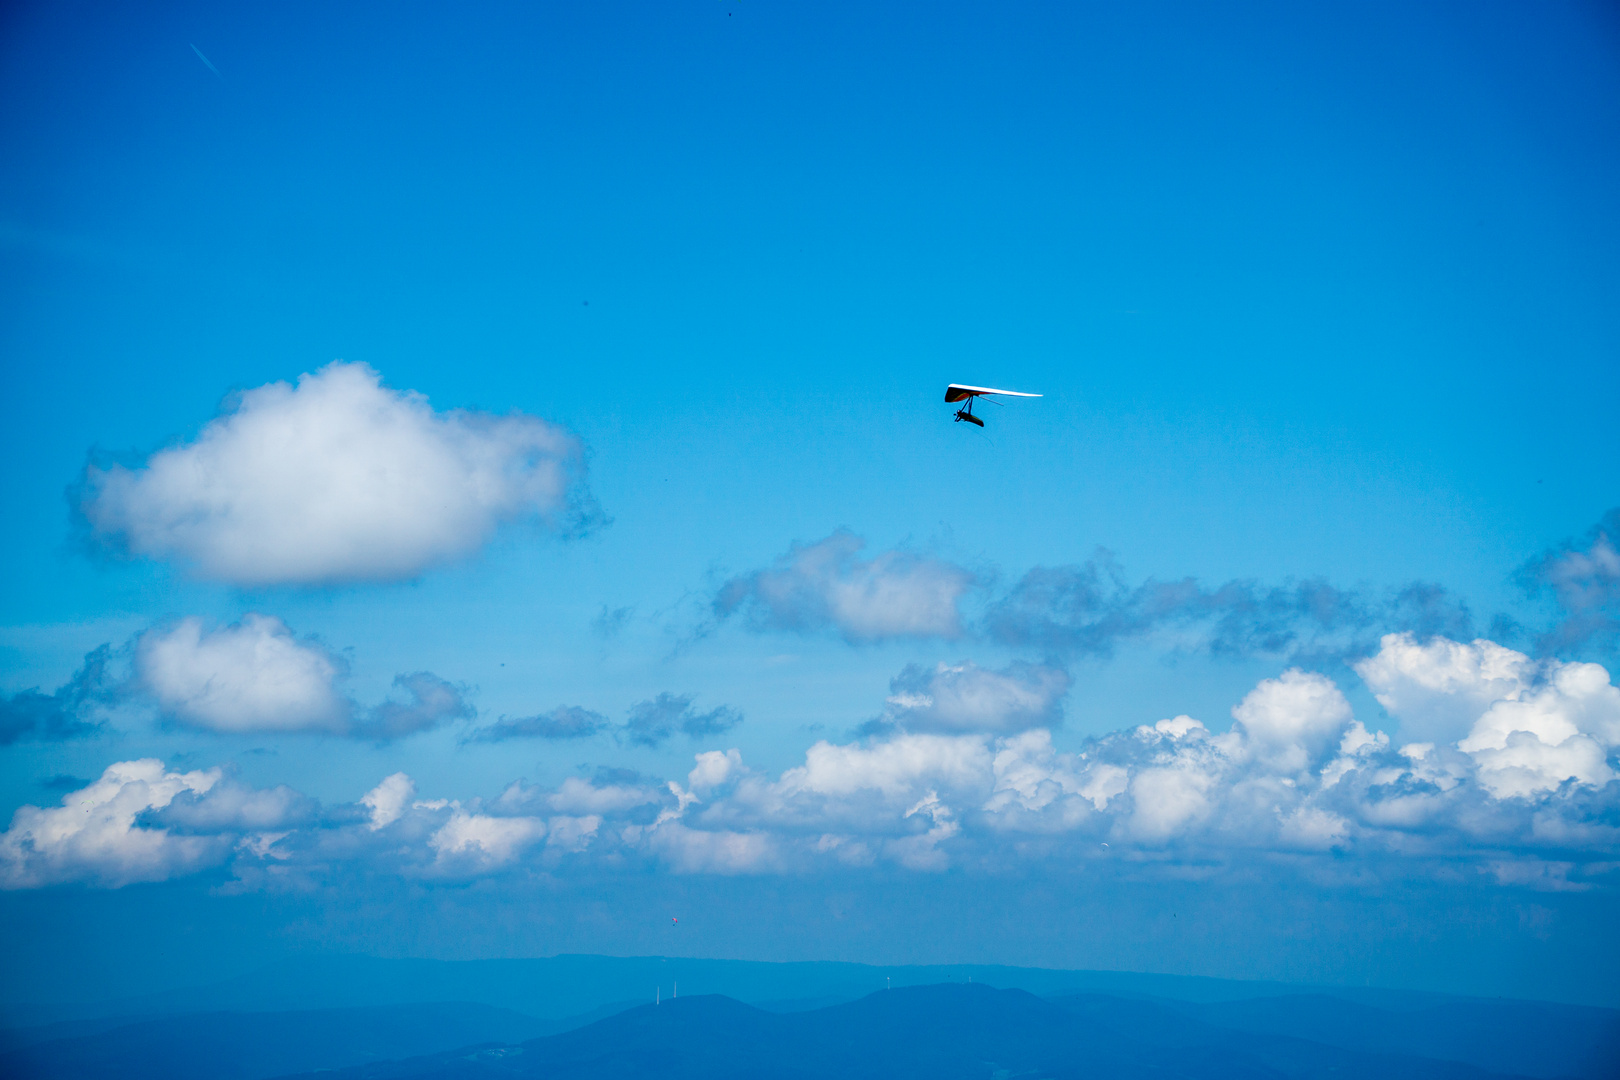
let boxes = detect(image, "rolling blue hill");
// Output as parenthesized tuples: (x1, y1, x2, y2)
(0, 953, 1513, 1028)
(2, 957, 1614, 1080)
(267, 985, 1542, 1080)
(0, 1001, 571, 1080)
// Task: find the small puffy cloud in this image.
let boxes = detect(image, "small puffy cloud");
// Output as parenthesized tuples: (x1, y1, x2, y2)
(135, 616, 467, 740)
(541, 776, 661, 815)
(880, 660, 1070, 735)
(622, 692, 741, 747)
(429, 811, 547, 870)
(361, 773, 416, 829)
(80, 361, 592, 586)
(644, 822, 776, 874)
(779, 733, 994, 802)
(463, 706, 608, 743)
(0, 645, 114, 744)
(0, 760, 228, 888)
(688, 749, 743, 793)
(714, 531, 972, 643)
(137, 616, 351, 734)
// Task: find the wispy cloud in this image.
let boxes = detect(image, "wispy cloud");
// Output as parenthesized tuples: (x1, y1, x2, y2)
(622, 692, 742, 747)
(0, 645, 114, 744)
(1520, 508, 1620, 659)
(460, 696, 742, 746)
(714, 530, 974, 643)
(356, 672, 475, 741)
(983, 550, 1475, 662)
(462, 705, 609, 743)
(865, 660, 1070, 736)
(707, 534, 1485, 664)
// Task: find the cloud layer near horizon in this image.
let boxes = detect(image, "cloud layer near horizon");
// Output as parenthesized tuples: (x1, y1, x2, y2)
(79, 362, 593, 586)
(6, 632, 1615, 891)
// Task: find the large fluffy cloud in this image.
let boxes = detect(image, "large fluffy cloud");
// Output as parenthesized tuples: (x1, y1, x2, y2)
(1354, 633, 1535, 745)
(80, 362, 592, 585)
(1229, 669, 1353, 774)
(714, 531, 973, 643)
(134, 615, 470, 739)
(0, 761, 228, 888)
(1358, 633, 1620, 797)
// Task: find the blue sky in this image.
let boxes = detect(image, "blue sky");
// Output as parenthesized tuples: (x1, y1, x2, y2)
(2, 1, 1619, 1006)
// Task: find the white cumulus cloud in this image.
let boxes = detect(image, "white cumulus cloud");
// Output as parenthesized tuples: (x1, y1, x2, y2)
(362, 773, 416, 829)
(780, 733, 993, 801)
(81, 361, 590, 585)
(1359, 633, 1620, 798)
(429, 811, 547, 870)
(0, 760, 228, 888)
(1230, 668, 1354, 774)
(5, 636, 1615, 891)
(1354, 633, 1535, 744)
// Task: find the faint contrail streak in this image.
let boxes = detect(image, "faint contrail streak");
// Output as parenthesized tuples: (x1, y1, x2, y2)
(190, 43, 221, 78)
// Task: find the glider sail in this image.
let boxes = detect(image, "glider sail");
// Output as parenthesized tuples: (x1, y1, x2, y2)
(944, 384, 1042, 402)
(945, 382, 1040, 428)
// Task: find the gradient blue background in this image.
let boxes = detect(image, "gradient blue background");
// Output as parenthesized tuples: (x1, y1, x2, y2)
(2, 0, 1618, 1006)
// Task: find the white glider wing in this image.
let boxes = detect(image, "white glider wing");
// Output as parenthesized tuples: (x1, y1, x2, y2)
(944, 383, 1042, 402)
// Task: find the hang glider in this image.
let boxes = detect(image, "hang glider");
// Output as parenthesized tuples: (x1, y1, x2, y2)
(944, 383, 1042, 427)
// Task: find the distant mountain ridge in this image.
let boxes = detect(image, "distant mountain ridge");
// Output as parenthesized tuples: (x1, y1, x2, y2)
(2, 956, 1614, 1080)
(0, 1001, 565, 1080)
(265, 985, 1548, 1080)
(0, 952, 1531, 1029)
